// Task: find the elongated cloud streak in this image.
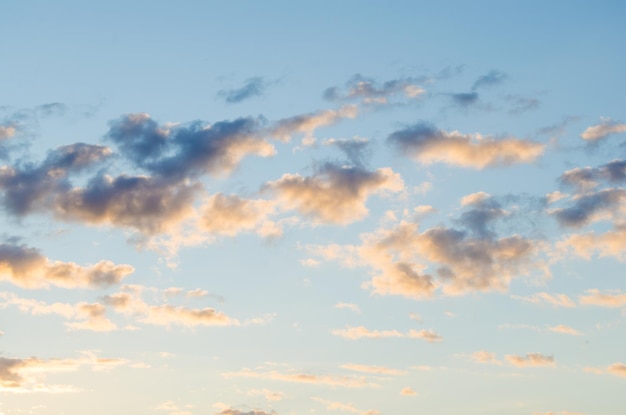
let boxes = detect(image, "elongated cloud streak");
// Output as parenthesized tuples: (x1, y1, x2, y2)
(387, 123, 544, 169)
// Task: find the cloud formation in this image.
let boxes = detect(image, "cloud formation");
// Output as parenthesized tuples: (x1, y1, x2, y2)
(270, 105, 358, 142)
(218, 77, 269, 103)
(387, 123, 544, 169)
(323, 74, 424, 104)
(222, 368, 377, 388)
(472, 70, 507, 91)
(0, 242, 133, 289)
(331, 325, 442, 342)
(580, 118, 626, 141)
(578, 289, 626, 308)
(264, 163, 403, 224)
(505, 353, 555, 368)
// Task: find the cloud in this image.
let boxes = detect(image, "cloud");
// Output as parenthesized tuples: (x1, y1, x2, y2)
(218, 77, 269, 103)
(585, 362, 626, 378)
(559, 160, 626, 191)
(264, 163, 403, 225)
(323, 74, 425, 104)
(511, 292, 576, 308)
(446, 92, 479, 107)
(335, 302, 361, 313)
(200, 193, 280, 238)
(400, 386, 417, 396)
(222, 368, 377, 388)
(323, 136, 371, 167)
(107, 114, 275, 179)
(54, 174, 201, 235)
(270, 105, 358, 142)
(340, 363, 407, 376)
(472, 70, 507, 91)
(505, 95, 539, 114)
(331, 326, 442, 342)
(547, 325, 583, 336)
(580, 117, 626, 141)
(387, 123, 544, 169)
(0, 125, 16, 140)
(505, 353, 555, 368)
(0, 351, 131, 392)
(102, 288, 239, 328)
(0, 242, 133, 289)
(549, 188, 626, 228)
(578, 289, 626, 308)
(0, 292, 117, 332)
(558, 228, 626, 260)
(0, 143, 112, 215)
(470, 351, 501, 365)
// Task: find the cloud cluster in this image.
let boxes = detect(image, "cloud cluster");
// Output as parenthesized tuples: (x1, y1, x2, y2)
(580, 118, 626, 141)
(218, 77, 270, 104)
(264, 163, 403, 225)
(0, 242, 133, 289)
(323, 74, 424, 105)
(387, 123, 544, 169)
(505, 353, 555, 368)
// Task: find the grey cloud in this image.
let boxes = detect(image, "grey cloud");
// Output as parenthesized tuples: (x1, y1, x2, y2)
(106, 113, 275, 180)
(559, 160, 626, 190)
(215, 410, 276, 415)
(472, 70, 507, 91)
(323, 74, 425, 104)
(54, 174, 201, 235)
(506, 95, 539, 114)
(323, 137, 371, 167)
(387, 122, 544, 169)
(446, 92, 479, 107)
(457, 195, 506, 238)
(0, 143, 111, 215)
(550, 188, 626, 228)
(218, 77, 269, 103)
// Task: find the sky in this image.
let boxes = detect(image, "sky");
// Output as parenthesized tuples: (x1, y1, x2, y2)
(1, 1, 626, 414)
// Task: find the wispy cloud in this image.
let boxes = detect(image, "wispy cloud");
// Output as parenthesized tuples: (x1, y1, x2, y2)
(580, 117, 626, 141)
(505, 353, 555, 368)
(331, 325, 442, 342)
(218, 77, 271, 103)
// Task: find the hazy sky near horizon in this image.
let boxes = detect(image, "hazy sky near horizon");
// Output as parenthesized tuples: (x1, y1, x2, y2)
(1, 2, 626, 415)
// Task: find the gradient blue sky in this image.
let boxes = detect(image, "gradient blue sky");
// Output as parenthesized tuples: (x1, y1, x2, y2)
(1, 2, 625, 415)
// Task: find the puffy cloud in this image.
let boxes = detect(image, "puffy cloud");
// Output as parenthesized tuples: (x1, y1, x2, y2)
(505, 353, 555, 368)
(472, 70, 507, 91)
(578, 289, 626, 308)
(54, 174, 201, 235)
(400, 386, 417, 396)
(323, 74, 425, 105)
(0, 143, 111, 215)
(340, 363, 407, 376)
(549, 188, 626, 228)
(580, 117, 626, 141)
(0, 351, 131, 392)
(200, 193, 280, 238)
(222, 368, 377, 388)
(559, 160, 626, 191)
(470, 351, 501, 365)
(269, 105, 358, 142)
(387, 123, 544, 169)
(547, 325, 583, 336)
(218, 77, 269, 103)
(107, 114, 275, 179)
(264, 163, 403, 225)
(331, 325, 442, 342)
(558, 228, 626, 260)
(0, 242, 133, 289)
(511, 292, 576, 308)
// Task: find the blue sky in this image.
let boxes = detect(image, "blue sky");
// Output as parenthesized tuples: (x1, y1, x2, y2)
(1, 2, 626, 415)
